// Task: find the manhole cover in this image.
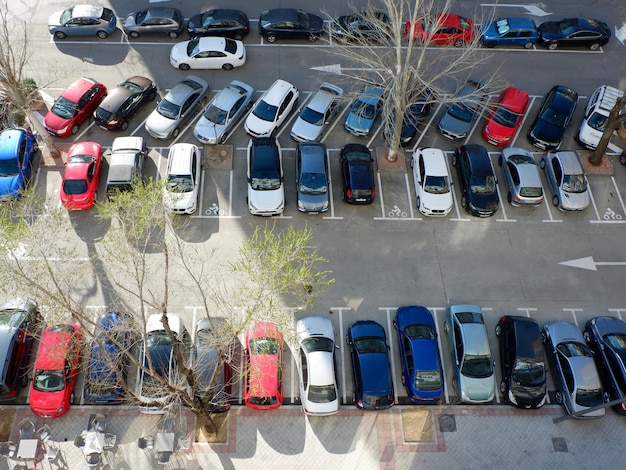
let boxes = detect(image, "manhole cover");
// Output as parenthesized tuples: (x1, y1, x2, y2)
(552, 437, 568, 452)
(438, 414, 456, 432)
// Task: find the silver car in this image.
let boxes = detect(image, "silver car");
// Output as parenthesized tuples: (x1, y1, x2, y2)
(438, 80, 486, 141)
(290, 83, 343, 142)
(498, 147, 544, 206)
(540, 150, 590, 211)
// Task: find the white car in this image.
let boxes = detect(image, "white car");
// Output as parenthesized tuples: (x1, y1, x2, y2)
(577, 85, 624, 150)
(411, 148, 453, 216)
(163, 143, 202, 214)
(290, 82, 343, 142)
(295, 316, 340, 416)
(244, 79, 299, 137)
(169, 37, 246, 71)
(247, 138, 284, 216)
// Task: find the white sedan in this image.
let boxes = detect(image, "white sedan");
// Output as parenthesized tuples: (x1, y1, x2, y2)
(411, 148, 453, 216)
(169, 37, 246, 71)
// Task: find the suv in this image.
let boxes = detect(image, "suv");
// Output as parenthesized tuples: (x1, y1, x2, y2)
(578, 85, 625, 149)
(247, 138, 284, 216)
(452, 144, 499, 217)
(245, 79, 299, 137)
(290, 82, 343, 142)
(106, 136, 146, 197)
(162, 143, 202, 214)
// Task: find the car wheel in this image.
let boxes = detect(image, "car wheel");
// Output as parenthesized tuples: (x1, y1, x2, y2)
(179, 63, 191, 71)
(148, 91, 157, 102)
(169, 32, 179, 39)
(416, 196, 421, 209)
(219, 134, 227, 144)
(54, 31, 67, 40)
(130, 31, 140, 39)
(172, 128, 180, 138)
(401, 374, 406, 386)
(583, 330, 591, 343)
(540, 331, 547, 344)
(539, 158, 546, 169)
(453, 39, 463, 47)
(500, 380, 507, 394)
(20, 374, 29, 387)
(451, 155, 457, 167)
(523, 42, 533, 49)
(498, 155, 503, 166)
(507, 192, 513, 204)
(443, 321, 449, 334)
(308, 35, 318, 42)
(555, 391, 563, 404)
(70, 392, 75, 403)
(451, 377, 457, 390)
(96, 30, 109, 39)
(120, 121, 129, 132)
(266, 35, 277, 43)
(547, 43, 557, 50)
(222, 63, 234, 71)
(346, 334, 350, 347)
(461, 195, 467, 208)
(32, 140, 39, 153)
(589, 43, 600, 51)
(620, 153, 626, 166)
(71, 124, 79, 135)
(552, 195, 559, 207)
(495, 324, 501, 337)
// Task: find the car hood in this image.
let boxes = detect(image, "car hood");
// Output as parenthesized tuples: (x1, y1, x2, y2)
(558, 187, 590, 211)
(248, 186, 284, 212)
(509, 381, 546, 405)
(297, 190, 328, 212)
(484, 120, 514, 142)
(533, 120, 564, 144)
(459, 373, 495, 402)
(44, 111, 71, 133)
(245, 113, 275, 137)
(291, 118, 321, 142)
(30, 388, 65, 415)
(361, 353, 392, 395)
(194, 117, 226, 144)
(170, 42, 189, 62)
(163, 188, 195, 211)
(439, 111, 472, 136)
(145, 110, 176, 135)
(420, 187, 453, 213)
(345, 112, 373, 133)
(468, 189, 499, 212)
(48, 10, 64, 28)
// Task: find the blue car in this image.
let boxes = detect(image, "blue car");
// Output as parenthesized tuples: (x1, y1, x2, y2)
(481, 17, 537, 48)
(394, 306, 444, 403)
(344, 84, 385, 137)
(346, 320, 394, 410)
(0, 127, 37, 201)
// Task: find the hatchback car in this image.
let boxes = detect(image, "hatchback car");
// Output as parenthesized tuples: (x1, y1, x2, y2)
(194, 80, 254, 145)
(344, 84, 385, 137)
(259, 9, 325, 43)
(394, 306, 444, 403)
(105, 136, 146, 197)
(290, 83, 343, 142)
(331, 10, 391, 42)
(0, 127, 38, 201)
(59, 141, 102, 211)
(94, 76, 157, 131)
(187, 9, 250, 40)
(244, 322, 284, 410)
(193, 318, 231, 412)
(295, 316, 340, 415)
(480, 17, 538, 48)
(538, 18, 611, 50)
(44, 77, 107, 138)
(411, 148, 453, 216)
(346, 320, 394, 410)
(498, 147, 544, 206)
(295, 142, 329, 214)
(0, 299, 40, 401)
(247, 138, 284, 216)
(169, 37, 246, 71)
(48, 5, 117, 39)
(495, 316, 547, 409)
(30, 323, 83, 418)
(123, 7, 184, 39)
(540, 150, 590, 211)
(482, 86, 529, 146)
(444, 305, 495, 404)
(452, 144, 499, 217)
(528, 85, 578, 150)
(438, 79, 486, 141)
(245, 79, 299, 138)
(406, 13, 474, 46)
(542, 321, 605, 418)
(145, 75, 209, 140)
(340, 143, 376, 204)
(163, 143, 202, 215)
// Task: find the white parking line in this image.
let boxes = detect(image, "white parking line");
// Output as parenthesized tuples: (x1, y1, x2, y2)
(330, 307, 351, 404)
(379, 307, 398, 405)
(430, 307, 450, 405)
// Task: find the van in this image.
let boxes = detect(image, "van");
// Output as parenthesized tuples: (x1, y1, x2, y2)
(577, 85, 625, 149)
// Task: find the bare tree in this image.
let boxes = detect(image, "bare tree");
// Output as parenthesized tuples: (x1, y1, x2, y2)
(589, 94, 626, 165)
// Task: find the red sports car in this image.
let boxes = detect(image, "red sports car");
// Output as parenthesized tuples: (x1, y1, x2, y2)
(243, 322, 284, 410)
(406, 13, 474, 46)
(60, 141, 103, 210)
(30, 324, 83, 418)
(44, 77, 107, 138)
(482, 86, 530, 146)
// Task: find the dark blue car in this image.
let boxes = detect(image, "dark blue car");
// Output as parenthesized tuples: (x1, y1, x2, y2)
(480, 17, 537, 48)
(346, 320, 394, 410)
(528, 85, 578, 150)
(0, 127, 37, 201)
(452, 144, 499, 217)
(394, 306, 444, 403)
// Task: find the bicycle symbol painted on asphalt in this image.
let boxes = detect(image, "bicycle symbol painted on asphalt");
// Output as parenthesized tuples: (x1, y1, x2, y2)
(205, 203, 225, 216)
(603, 208, 623, 220)
(388, 205, 407, 218)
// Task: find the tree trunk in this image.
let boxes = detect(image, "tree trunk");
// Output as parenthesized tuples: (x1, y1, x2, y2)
(27, 110, 61, 159)
(589, 95, 626, 165)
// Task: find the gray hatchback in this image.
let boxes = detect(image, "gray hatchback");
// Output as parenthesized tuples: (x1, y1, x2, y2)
(295, 142, 329, 213)
(498, 147, 544, 206)
(438, 80, 486, 141)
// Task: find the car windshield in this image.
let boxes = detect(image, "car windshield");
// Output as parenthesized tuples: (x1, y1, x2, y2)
(520, 186, 543, 197)
(251, 176, 281, 191)
(470, 175, 496, 195)
(186, 39, 200, 57)
(60, 7, 74, 24)
(301, 336, 333, 353)
(157, 99, 181, 119)
(495, 18, 510, 34)
(575, 387, 603, 408)
(166, 174, 193, 193)
(562, 173, 587, 193)
(492, 107, 519, 128)
(351, 100, 376, 119)
(297, 11, 310, 28)
(461, 354, 493, 378)
(353, 337, 387, 354)
(51, 96, 77, 119)
(249, 395, 279, 406)
(424, 175, 450, 194)
(540, 108, 566, 128)
(512, 359, 545, 386)
(0, 158, 19, 177)
(415, 370, 442, 391)
(147, 331, 173, 347)
(33, 370, 65, 392)
(0, 309, 27, 327)
(404, 324, 436, 340)
(308, 384, 337, 403)
(63, 179, 87, 195)
(249, 337, 279, 355)
(300, 107, 324, 126)
(448, 103, 473, 122)
(455, 311, 484, 324)
(299, 172, 327, 195)
(121, 80, 145, 94)
(556, 341, 592, 358)
(252, 100, 278, 122)
(203, 104, 228, 125)
(604, 333, 626, 362)
(587, 112, 608, 132)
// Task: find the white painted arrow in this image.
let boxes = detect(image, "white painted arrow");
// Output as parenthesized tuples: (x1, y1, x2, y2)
(615, 24, 626, 46)
(310, 64, 388, 74)
(559, 256, 626, 271)
(481, 4, 552, 16)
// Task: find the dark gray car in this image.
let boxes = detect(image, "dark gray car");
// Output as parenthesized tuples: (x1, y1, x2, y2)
(123, 7, 185, 39)
(438, 80, 486, 141)
(295, 142, 329, 213)
(193, 318, 230, 412)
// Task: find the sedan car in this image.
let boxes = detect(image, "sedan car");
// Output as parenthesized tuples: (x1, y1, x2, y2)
(344, 84, 385, 137)
(444, 305, 495, 404)
(295, 142, 329, 213)
(59, 141, 102, 211)
(163, 143, 202, 215)
(538, 18, 611, 50)
(542, 321, 605, 418)
(540, 150, 590, 211)
(290, 82, 343, 143)
(247, 138, 284, 216)
(482, 86, 529, 146)
(394, 306, 444, 403)
(411, 148, 453, 216)
(331, 10, 391, 42)
(295, 316, 340, 415)
(244, 322, 284, 410)
(527, 85, 578, 150)
(193, 318, 231, 412)
(193, 80, 254, 145)
(0, 127, 38, 201)
(145, 75, 209, 140)
(169, 37, 246, 71)
(346, 320, 394, 410)
(498, 147, 544, 206)
(48, 4, 117, 39)
(93, 76, 157, 131)
(259, 9, 325, 43)
(30, 324, 83, 418)
(480, 17, 537, 48)
(123, 7, 184, 39)
(584, 316, 626, 415)
(187, 9, 250, 40)
(244, 79, 299, 138)
(406, 13, 474, 46)
(438, 79, 485, 141)
(495, 316, 546, 409)
(452, 144, 499, 217)
(340, 143, 375, 204)
(44, 77, 107, 138)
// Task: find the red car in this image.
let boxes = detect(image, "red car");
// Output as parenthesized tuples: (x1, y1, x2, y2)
(406, 13, 474, 46)
(243, 322, 284, 410)
(30, 324, 83, 418)
(60, 141, 103, 210)
(482, 86, 530, 146)
(44, 77, 107, 138)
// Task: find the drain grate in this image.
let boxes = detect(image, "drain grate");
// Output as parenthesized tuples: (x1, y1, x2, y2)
(438, 414, 456, 432)
(552, 437, 568, 452)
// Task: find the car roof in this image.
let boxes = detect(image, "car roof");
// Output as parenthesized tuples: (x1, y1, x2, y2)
(61, 77, 98, 102)
(499, 87, 529, 113)
(590, 316, 626, 336)
(71, 5, 103, 19)
(137, 7, 180, 19)
(99, 86, 132, 111)
(208, 8, 247, 21)
(307, 84, 343, 112)
(167, 76, 208, 104)
(261, 79, 296, 106)
(460, 323, 490, 356)
(417, 148, 448, 176)
(36, 324, 78, 370)
(501, 17, 537, 30)
(298, 143, 327, 173)
(462, 145, 492, 175)
(0, 128, 25, 159)
(569, 356, 602, 390)
(510, 317, 543, 360)
(357, 85, 385, 104)
(553, 151, 583, 175)
(167, 144, 197, 174)
(306, 350, 335, 386)
(213, 82, 250, 109)
(197, 36, 231, 51)
(262, 8, 303, 23)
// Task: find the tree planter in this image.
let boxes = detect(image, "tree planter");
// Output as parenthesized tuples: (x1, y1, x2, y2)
(617, 121, 626, 140)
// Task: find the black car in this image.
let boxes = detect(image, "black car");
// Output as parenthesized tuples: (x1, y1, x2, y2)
(452, 144, 499, 217)
(332, 10, 391, 42)
(94, 76, 157, 131)
(495, 316, 547, 409)
(340, 143, 376, 204)
(527, 85, 578, 150)
(187, 9, 249, 40)
(259, 9, 325, 43)
(384, 91, 434, 147)
(123, 7, 185, 39)
(584, 316, 626, 415)
(538, 18, 611, 50)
